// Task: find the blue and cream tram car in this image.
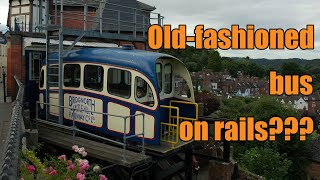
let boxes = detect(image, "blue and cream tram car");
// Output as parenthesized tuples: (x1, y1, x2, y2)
(38, 46, 198, 146)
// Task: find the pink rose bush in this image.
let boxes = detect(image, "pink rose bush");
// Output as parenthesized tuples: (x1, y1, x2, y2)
(19, 145, 108, 180)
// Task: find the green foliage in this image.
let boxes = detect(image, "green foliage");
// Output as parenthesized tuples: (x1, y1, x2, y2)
(195, 92, 220, 115)
(221, 96, 312, 179)
(240, 147, 292, 179)
(281, 62, 304, 75)
(19, 145, 107, 180)
(207, 50, 222, 72)
(160, 45, 210, 72)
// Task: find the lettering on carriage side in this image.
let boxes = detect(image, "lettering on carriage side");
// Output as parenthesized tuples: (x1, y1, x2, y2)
(64, 94, 103, 127)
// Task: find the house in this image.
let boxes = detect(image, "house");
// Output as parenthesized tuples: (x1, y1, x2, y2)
(236, 86, 251, 97)
(279, 95, 308, 111)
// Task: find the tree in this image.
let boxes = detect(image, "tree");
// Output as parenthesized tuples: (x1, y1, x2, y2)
(207, 50, 222, 72)
(240, 147, 292, 179)
(195, 92, 220, 116)
(221, 96, 313, 179)
(281, 62, 304, 75)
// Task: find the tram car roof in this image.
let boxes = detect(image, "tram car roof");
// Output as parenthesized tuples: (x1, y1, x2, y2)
(47, 47, 183, 78)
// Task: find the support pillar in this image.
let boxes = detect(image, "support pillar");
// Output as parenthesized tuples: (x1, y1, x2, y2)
(184, 147, 193, 180)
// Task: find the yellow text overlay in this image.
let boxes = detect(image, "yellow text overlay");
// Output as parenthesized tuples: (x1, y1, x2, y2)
(179, 117, 314, 142)
(148, 24, 314, 50)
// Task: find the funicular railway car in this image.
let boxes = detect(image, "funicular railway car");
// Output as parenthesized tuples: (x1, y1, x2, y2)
(38, 46, 198, 154)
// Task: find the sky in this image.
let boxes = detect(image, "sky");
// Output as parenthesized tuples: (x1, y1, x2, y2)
(139, 0, 320, 59)
(0, 0, 9, 32)
(0, 0, 319, 59)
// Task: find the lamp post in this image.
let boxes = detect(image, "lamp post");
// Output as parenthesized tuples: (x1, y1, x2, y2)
(2, 66, 6, 103)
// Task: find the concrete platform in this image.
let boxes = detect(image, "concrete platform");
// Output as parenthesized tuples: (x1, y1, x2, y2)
(38, 125, 152, 168)
(0, 82, 13, 165)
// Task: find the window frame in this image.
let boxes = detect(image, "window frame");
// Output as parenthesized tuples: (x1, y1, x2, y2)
(84, 64, 104, 92)
(164, 63, 172, 94)
(39, 68, 44, 88)
(29, 52, 42, 81)
(107, 68, 132, 99)
(63, 64, 81, 88)
(134, 76, 155, 107)
(156, 63, 163, 93)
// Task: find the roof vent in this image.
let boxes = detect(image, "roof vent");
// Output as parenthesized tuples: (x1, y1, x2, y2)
(122, 44, 134, 50)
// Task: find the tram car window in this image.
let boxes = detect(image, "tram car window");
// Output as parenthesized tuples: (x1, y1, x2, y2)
(107, 68, 131, 98)
(39, 69, 44, 88)
(156, 63, 162, 92)
(84, 65, 104, 91)
(64, 64, 81, 88)
(48, 65, 59, 87)
(164, 64, 172, 94)
(135, 77, 155, 107)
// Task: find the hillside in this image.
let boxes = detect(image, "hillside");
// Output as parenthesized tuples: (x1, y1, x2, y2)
(232, 57, 320, 73)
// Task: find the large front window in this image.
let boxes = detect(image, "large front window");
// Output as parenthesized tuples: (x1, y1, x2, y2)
(164, 64, 172, 94)
(156, 63, 162, 92)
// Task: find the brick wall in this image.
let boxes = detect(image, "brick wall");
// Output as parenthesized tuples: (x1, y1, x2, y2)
(55, 10, 96, 30)
(6, 33, 23, 98)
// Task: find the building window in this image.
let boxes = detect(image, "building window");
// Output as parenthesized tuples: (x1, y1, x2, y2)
(156, 63, 162, 92)
(64, 64, 81, 88)
(135, 77, 154, 107)
(29, 52, 42, 80)
(84, 65, 104, 91)
(108, 68, 131, 98)
(164, 64, 172, 94)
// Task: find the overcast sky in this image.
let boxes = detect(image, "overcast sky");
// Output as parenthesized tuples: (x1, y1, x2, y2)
(140, 0, 320, 59)
(0, 0, 319, 59)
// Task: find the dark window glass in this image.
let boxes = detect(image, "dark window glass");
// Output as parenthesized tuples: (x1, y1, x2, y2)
(156, 63, 162, 92)
(84, 65, 104, 91)
(30, 52, 42, 80)
(39, 69, 44, 88)
(64, 64, 81, 88)
(174, 75, 191, 98)
(108, 68, 131, 98)
(164, 64, 172, 94)
(135, 77, 154, 107)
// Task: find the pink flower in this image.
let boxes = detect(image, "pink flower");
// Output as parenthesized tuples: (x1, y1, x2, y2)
(68, 164, 75, 171)
(27, 165, 35, 173)
(49, 166, 54, 172)
(81, 151, 87, 157)
(49, 170, 57, 176)
(76, 173, 85, 180)
(58, 155, 67, 161)
(20, 177, 24, 180)
(68, 160, 73, 166)
(99, 174, 108, 180)
(80, 162, 90, 171)
(72, 145, 79, 152)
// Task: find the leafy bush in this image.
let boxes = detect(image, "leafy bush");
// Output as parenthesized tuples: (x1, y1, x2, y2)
(240, 147, 292, 179)
(195, 92, 220, 116)
(20, 145, 108, 180)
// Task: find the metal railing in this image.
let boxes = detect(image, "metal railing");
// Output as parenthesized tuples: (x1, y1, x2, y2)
(36, 101, 146, 162)
(170, 100, 199, 121)
(160, 105, 180, 147)
(48, 1, 164, 38)
(0, 76, 24, 179)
